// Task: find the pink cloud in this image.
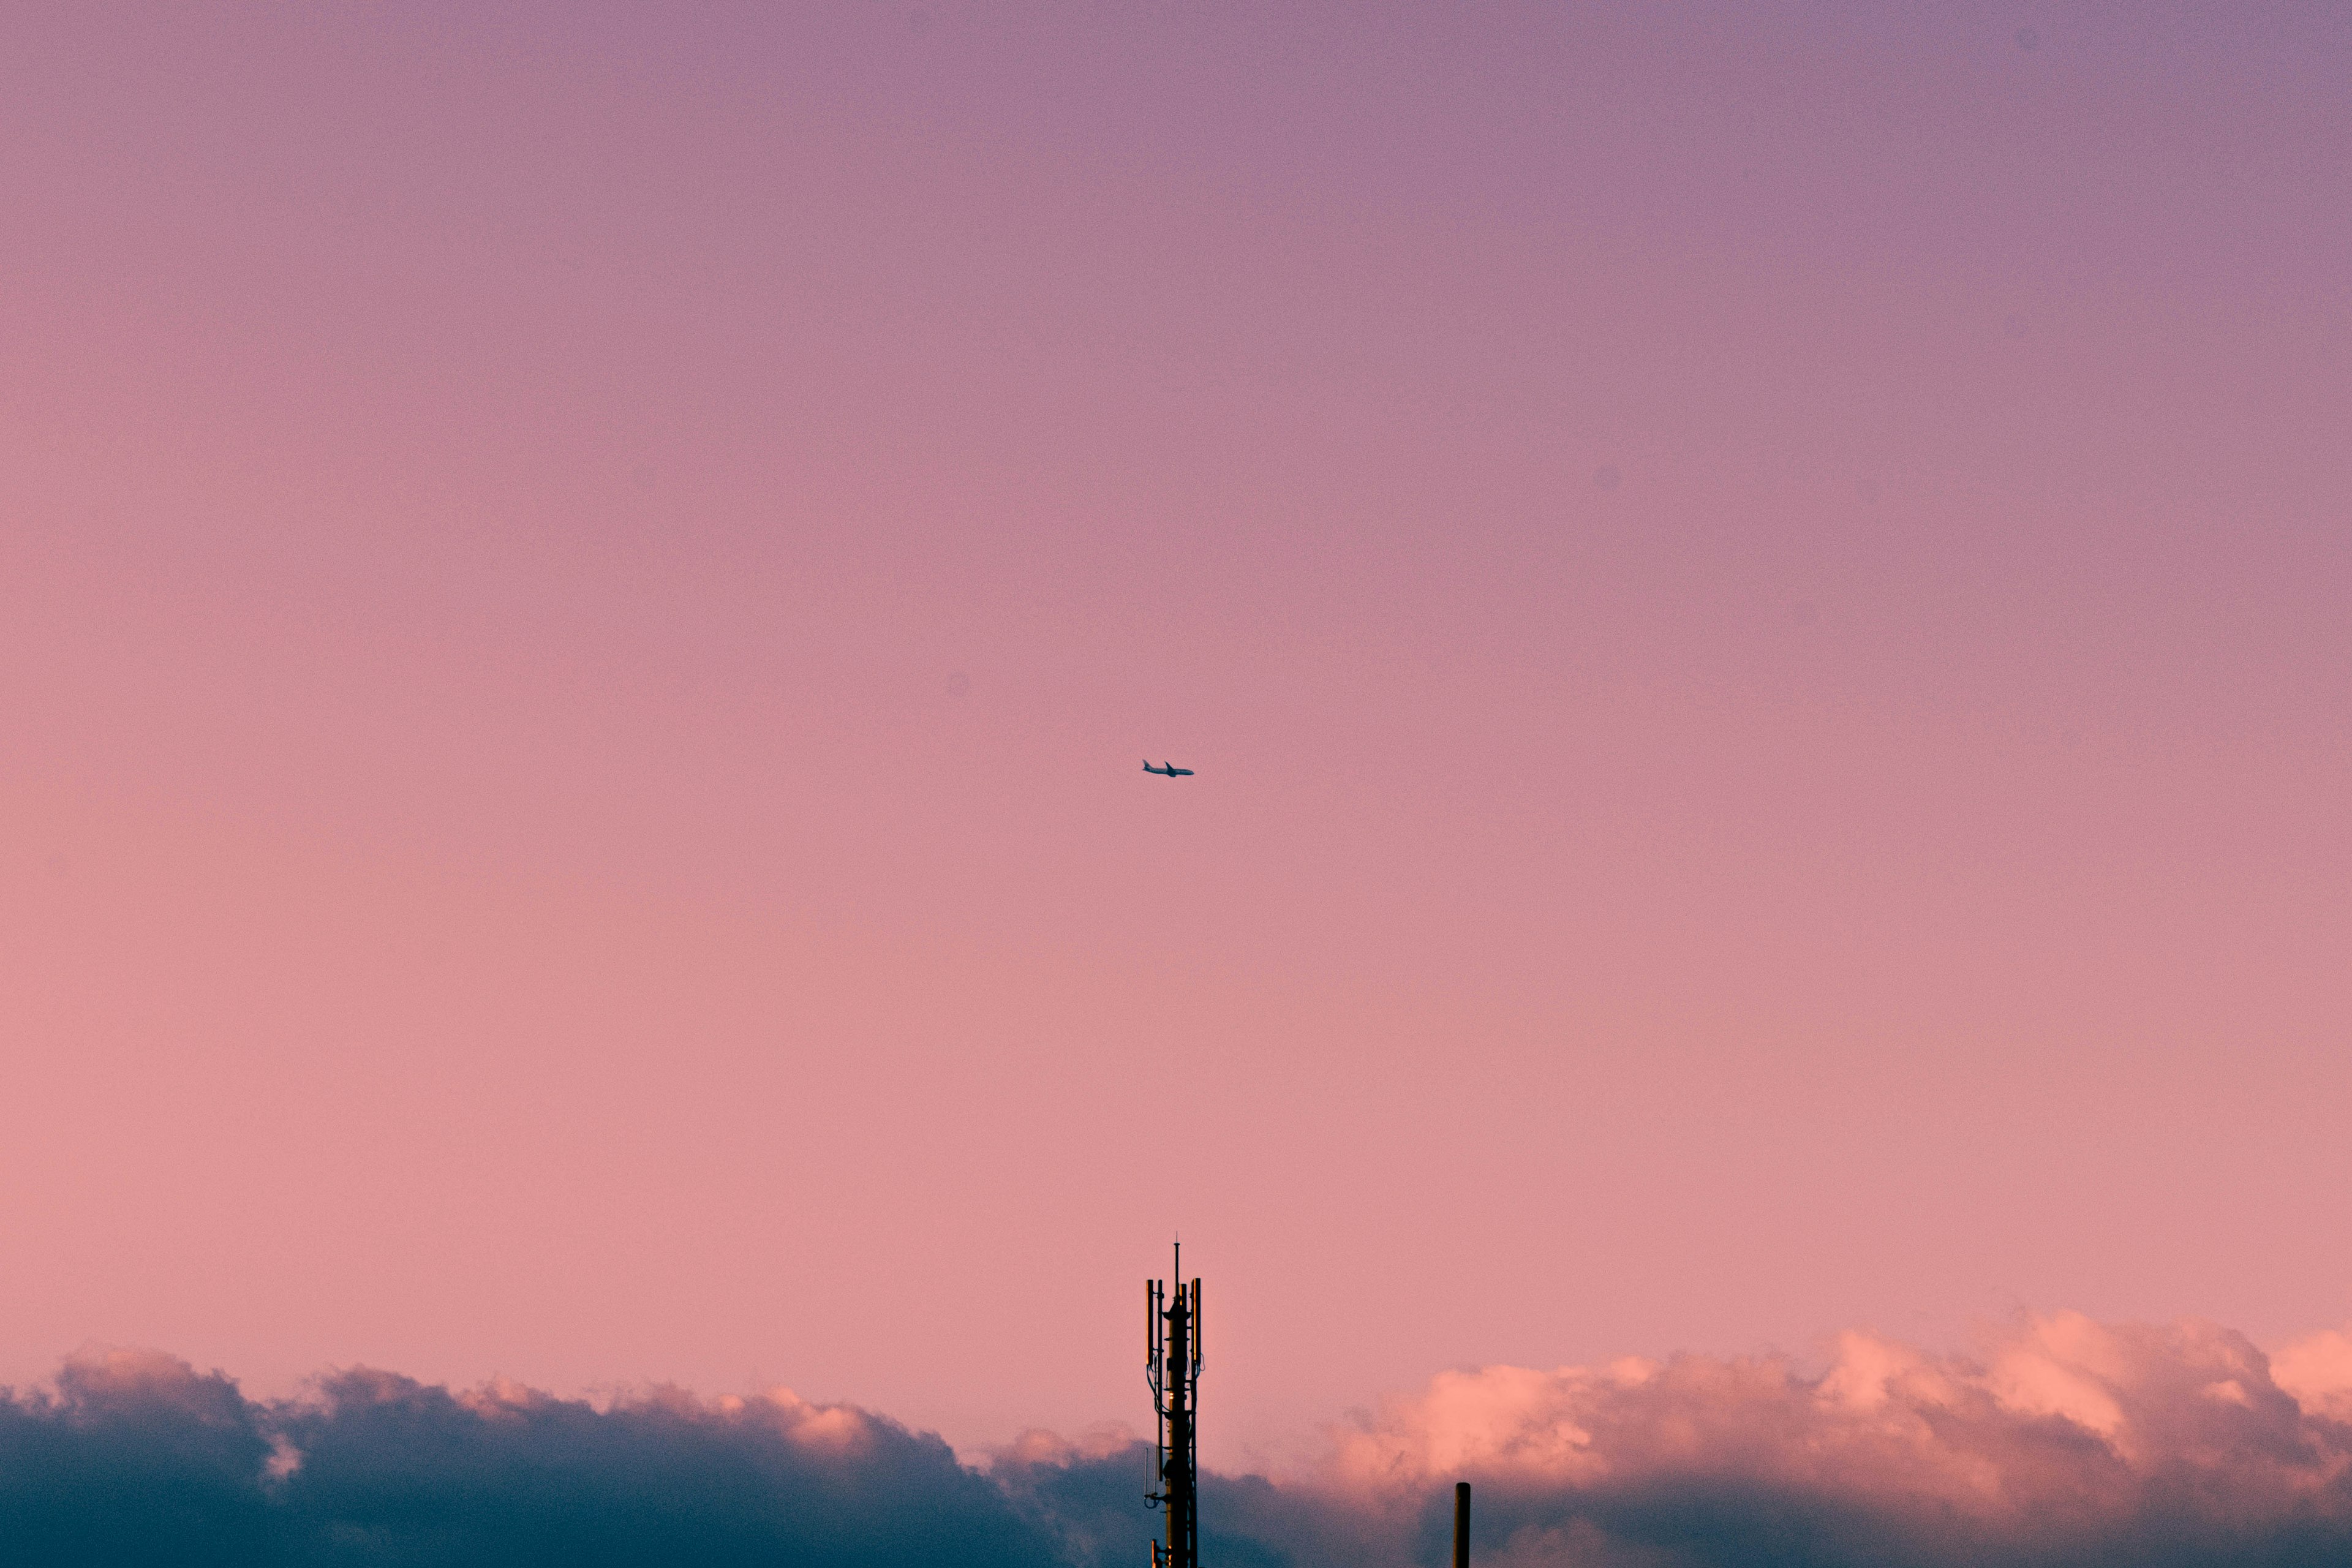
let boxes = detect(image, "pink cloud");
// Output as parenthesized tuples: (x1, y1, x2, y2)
(1294, 1313, 2352, 1563)
(2272, 1330, 2352, 1424)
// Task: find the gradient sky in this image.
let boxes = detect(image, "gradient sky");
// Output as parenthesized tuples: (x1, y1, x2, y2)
(2, 2, 2348, 1466)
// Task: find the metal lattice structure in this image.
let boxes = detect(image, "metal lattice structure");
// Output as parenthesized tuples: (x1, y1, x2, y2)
(1145, 1245, 1202, 1568)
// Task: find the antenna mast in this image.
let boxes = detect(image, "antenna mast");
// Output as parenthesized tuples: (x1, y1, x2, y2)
(1145, 1242, 1202, 1568)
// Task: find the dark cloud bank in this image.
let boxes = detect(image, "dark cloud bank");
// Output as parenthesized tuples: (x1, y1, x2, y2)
(10, 1316, 2352, 1566)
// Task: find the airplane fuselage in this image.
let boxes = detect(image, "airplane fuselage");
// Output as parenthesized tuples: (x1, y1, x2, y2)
(1144, 760, 1195, 777)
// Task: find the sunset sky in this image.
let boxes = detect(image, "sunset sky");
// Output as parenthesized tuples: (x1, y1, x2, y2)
(3, 0, 2348, 1494)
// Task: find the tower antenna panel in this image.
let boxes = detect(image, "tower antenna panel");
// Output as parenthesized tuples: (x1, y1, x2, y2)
(1145, 1244, 1201, 1568)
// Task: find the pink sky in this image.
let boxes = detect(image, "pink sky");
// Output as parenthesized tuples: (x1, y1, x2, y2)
(2, 4, 2348, 1463)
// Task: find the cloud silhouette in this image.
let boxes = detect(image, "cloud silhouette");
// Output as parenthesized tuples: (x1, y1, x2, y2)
(0, 1349, 277, 1566)
(10, 1316, 2352, 1566)
(1, 1349, 1048, 1567)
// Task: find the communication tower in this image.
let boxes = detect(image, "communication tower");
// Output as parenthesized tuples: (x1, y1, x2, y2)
(1145, 1243, 1202, 1568)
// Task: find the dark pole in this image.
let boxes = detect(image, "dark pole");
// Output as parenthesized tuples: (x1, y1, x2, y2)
(1453, 1482, 1471, 1568)
(1167, 1282, 1194, 1568)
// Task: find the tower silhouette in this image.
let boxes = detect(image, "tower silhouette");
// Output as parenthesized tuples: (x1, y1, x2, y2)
(1145, 1243, 1201, 1568)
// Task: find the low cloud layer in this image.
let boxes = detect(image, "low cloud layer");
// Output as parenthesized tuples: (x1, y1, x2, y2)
(0, 1349, 1039, 1567)
(1302, 1313, 2352, 1567)
(9, 1315, 2352, 1566)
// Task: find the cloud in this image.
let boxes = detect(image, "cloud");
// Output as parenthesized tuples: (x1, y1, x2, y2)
(1, 1349, 1048, 1567)
(0, 1348, 277, 1565)
(9, 1316, 2352, 1566)
(2272, 1329, 2352, 1424)
(1000, 1313, 2352, 1568)
(1289, 1312, 2352, 1567)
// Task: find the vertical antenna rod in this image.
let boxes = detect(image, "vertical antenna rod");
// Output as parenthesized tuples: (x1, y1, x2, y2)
(1145, 1243, 1202, 1568)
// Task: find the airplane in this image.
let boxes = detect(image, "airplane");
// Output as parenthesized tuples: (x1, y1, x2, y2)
(1144, 759, 1195, 777)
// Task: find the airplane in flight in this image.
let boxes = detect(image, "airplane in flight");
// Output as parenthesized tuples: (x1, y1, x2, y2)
(1144, 759, 1195, 777)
